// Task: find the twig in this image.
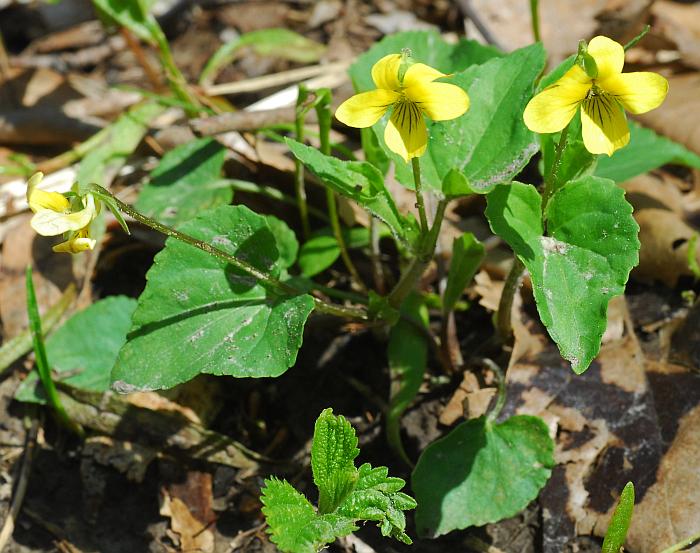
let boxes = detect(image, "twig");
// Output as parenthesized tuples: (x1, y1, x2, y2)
(0, 416, 40, 551)
(204, 61, 350, 96)
(455, 0, 505, 50)
(191, 107, 305, 135)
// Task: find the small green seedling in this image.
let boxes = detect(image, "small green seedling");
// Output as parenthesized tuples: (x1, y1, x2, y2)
(602, 481, 634, 553)
(260, 408, 416, 553)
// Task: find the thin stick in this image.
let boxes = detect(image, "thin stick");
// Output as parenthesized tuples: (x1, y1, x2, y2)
(204, 61, 350, 96)
(120, 27, 162, 90)
(659, 532, 700, 553)
(0, 417, 40, 550)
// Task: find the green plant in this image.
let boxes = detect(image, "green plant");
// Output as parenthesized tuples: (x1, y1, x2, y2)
(22, 17, 700, 545)
(260, 409, 416, 552)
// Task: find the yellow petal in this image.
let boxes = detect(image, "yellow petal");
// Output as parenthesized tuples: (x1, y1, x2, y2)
(335, 89, 399, 128)
(371, 54, 402, 91)
(28, 188, 70, 214)
(30, 205, 95, 236)
(384, 101, 427, 162)
(599, 71, 669, 114)
(588, 36, 625, 80)
(523, 66, 590, 133)
(402, 62, 446, 87)
(53, 236, 96, 254)
(405, 81, 469, 121)
(581, 94, 630, 156)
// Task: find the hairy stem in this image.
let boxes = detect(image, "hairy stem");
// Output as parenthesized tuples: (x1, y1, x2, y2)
(92, 186, 368, 321)
(294, 85, 312, 239)
(411, 157, 429, 233)
(658, 531, 700, 553)
(529, 0, 541, 43)
(315, 90, 367, 292)
(496, 256, 525, 340)
(542, 122, 570, 209)
(388, 199, 448, 309)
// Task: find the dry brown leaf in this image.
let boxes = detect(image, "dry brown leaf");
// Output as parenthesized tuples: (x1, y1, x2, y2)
(634, 208, 699, 286)
(439, 371, 488, 425)
(626, 402, 700, 552)
(652, 1, 700, 69)
(622, 173, 686, 215)
(468, 0, 651, 63)
(160, 496, 215, 553)
(0, 213, 88, 338)
(473, 270, 504, 312)
(638, 73, 700, 155)
(82, 436, 157, 483)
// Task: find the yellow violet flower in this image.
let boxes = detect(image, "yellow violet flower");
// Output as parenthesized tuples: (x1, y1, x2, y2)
(523, 36, 668, 156)
(27, 172, 99, 253)
(335, 53, 470, 162)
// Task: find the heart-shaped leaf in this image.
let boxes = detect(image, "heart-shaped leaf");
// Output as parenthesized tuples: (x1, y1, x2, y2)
(486, 177, 639, 373)
(112, 205, 314, 391)
(412, 415, 554, 536)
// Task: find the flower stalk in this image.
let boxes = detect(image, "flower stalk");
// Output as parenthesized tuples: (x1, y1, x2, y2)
(411, 157, 429, 233)
(315, 89, 367, 292)
(388, 198, 448, 309)
(294, 84, 312, 239)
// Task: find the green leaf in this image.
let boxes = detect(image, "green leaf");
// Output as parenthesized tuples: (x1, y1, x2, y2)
(286, 139, 419, 247)
(16, 297, 136, 403)
(265, 216, 299, 270)
(200, 28, 326, 85)
(595, 122, 700, 183)
(387, 294, 428, 465)
(91, 0, 157, 45)
(136, 138, 230, 227)
(349, 31, 502, 91)
(77, 101, 165, 190)
(443, 233, 485, 314)
(112, 206, 314, 391)
(312, 408, 360, 514)
(298, 235, 340, 277)
(297, 227, 371, 277)
(362, 45, 545, 195)
(412, 415, 554, 537)
(261, 409, 417, 551)
(337, 463, 416, 545)
(486, 177, 639, 373)
(602, 482, 635, 553)
(261, 477, 356, 553)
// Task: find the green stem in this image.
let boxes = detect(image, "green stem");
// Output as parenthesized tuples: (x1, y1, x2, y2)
(411, 157, 429, 233)
(529, 0, 541, 43)
(294, 85, 312, 240)
(484, 358, 506, 422)
(659, 531, 700, 553)
(496, 256, 525, 340)
(369, 217, 386, 294)
(147, 19, 201, 115)
(92, 186, 367, 321)
(496, 122, 570, 340)
(25, 267, 83, 437)
(542, 122, 570, 209)
(315, 89, 367, 292)
(387, 199, 448, 309)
